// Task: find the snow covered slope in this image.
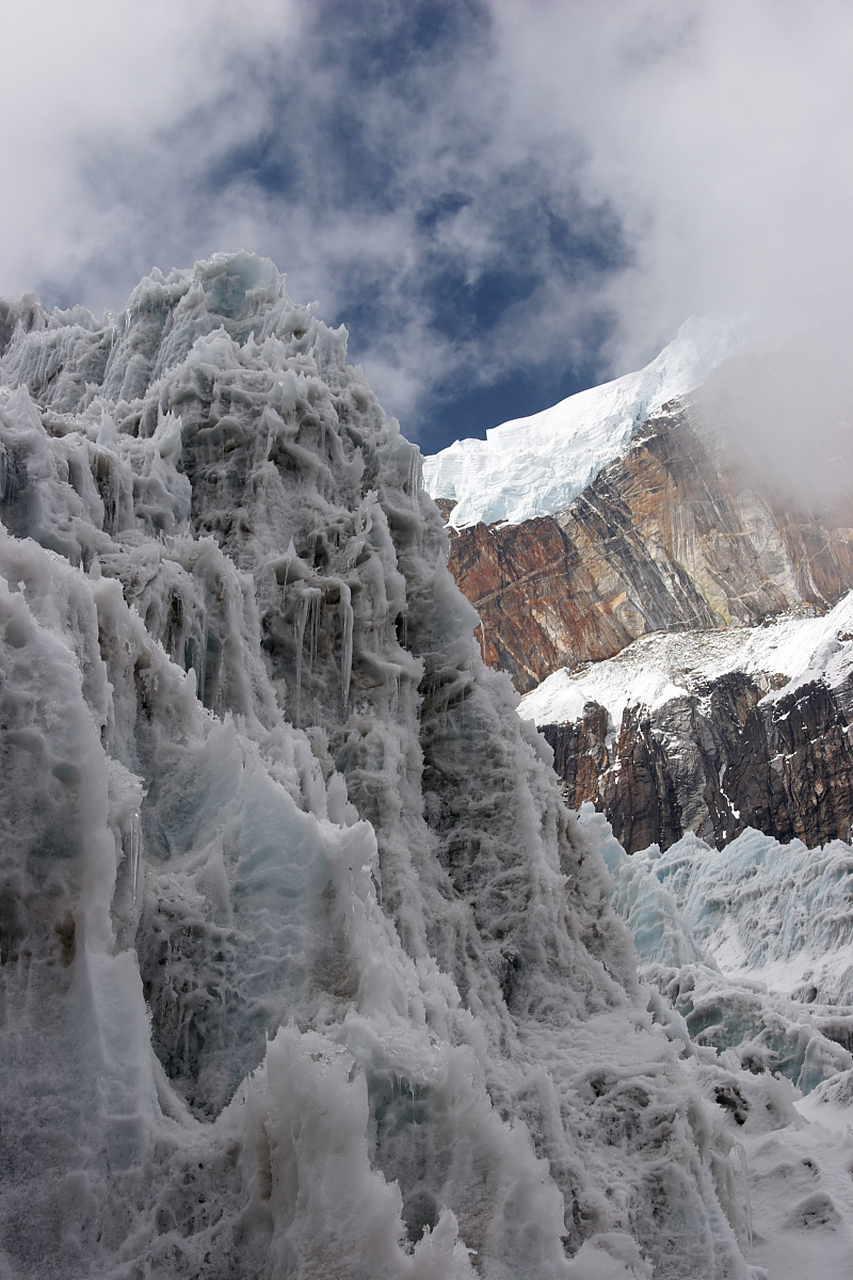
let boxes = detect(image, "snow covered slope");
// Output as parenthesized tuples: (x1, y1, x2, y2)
(0, 255, 765, 1279)
(423, 315, 742, 529)
(521, 594, 853, 853)
(519, 592, 853, 730)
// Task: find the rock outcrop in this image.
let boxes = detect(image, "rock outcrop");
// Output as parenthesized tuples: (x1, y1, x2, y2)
(440, 400, 853, 852)
(445, 404, 853, 693)
(540, 661, 853, 854)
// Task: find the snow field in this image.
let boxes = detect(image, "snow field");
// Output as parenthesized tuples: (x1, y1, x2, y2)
(519, 591, 853, 735)
(583, 807, 853, 1278)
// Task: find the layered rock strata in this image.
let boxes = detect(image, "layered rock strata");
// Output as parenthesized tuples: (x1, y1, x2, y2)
(445, 405, 853, 693)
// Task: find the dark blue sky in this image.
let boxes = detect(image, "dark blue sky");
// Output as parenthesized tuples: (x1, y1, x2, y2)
(194, 0, 632, 453)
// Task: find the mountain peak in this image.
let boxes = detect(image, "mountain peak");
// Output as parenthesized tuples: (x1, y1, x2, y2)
(423, 313, 744, 529)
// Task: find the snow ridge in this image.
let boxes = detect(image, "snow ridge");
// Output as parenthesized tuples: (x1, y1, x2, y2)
(423, 314, 743, 529)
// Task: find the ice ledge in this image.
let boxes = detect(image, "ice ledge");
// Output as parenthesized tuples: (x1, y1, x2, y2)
(519, 591, 853, 730)
(423, 314, 744, 530)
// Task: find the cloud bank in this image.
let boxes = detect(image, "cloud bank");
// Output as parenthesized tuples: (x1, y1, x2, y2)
(2, 1, 852, 457)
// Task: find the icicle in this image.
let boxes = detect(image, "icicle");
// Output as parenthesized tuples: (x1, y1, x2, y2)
(732, 1142, 753, 1250)
(477, 619, 486, 662)
(309, 590, 321, 722)
(308, 591, 320, 671)
(294, 588, 309, 725)
(280, 553, 291, 615)
(129, 810, 141, 905)
(293, 585, 322, 724)
(195, 622, 208, 707)
(406, 447, 422, 498)
(278, 537, 298, 612)
(339, 582, 353, 707)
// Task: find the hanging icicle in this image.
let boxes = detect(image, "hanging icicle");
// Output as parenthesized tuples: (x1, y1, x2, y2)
(339, 581, 354, 707)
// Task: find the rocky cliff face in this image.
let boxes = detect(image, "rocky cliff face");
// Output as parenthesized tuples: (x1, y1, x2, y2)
(446, 404, 853, 694)
(542, 668, 853, 854)
(441, 400, 853, 852)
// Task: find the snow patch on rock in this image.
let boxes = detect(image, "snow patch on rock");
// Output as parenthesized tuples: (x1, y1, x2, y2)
(520, 591, 853, 731)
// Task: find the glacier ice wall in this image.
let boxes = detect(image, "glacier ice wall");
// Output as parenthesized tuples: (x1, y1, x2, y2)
(0, 255, 754, 1278)
(623, 822, 853, 1006)
(586, 807, 853, 1094)
(584, 808, 853, 1278)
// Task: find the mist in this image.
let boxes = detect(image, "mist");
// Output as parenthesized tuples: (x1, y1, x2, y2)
(693, 324, 853, 515)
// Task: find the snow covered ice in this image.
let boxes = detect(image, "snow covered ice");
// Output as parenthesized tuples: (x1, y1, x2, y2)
(423, 315, 743, 529)
(519, 591, 853, 733)
(586, 808, 853, 1278)
(0, 252, 846, 1278)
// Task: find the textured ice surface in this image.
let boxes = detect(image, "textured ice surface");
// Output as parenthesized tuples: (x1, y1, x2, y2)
(583, 806, 853, 1277)
(624, 823, 853, 1009)
(592, 815, 853, 1085)
(0, 257, 766, 1278)
(423, 315, 742, 529)
(520, 590, 853, 730)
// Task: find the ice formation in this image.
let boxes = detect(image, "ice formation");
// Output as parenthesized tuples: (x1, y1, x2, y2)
(0, 254, 778, 1278)
(587, 808, 853, 1277)
(422, 316, 743, 529)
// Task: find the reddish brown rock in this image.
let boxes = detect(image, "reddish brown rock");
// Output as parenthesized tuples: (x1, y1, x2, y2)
(445, 405, 853, 693)
(439, 400, 853, 851)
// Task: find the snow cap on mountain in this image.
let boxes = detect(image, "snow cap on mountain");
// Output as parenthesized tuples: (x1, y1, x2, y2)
(423, 314, 744, 529)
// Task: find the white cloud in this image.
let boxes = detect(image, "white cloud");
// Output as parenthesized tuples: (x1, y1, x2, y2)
(2, 0, 852, 463)
(489, 0, 853, 501)
(0, 0, 300, 303)
(490, 0, 853, 362)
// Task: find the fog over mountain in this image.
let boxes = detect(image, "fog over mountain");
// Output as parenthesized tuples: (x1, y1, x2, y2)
(693, 324, 853, 514)
(3, 4, 853, 1275)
